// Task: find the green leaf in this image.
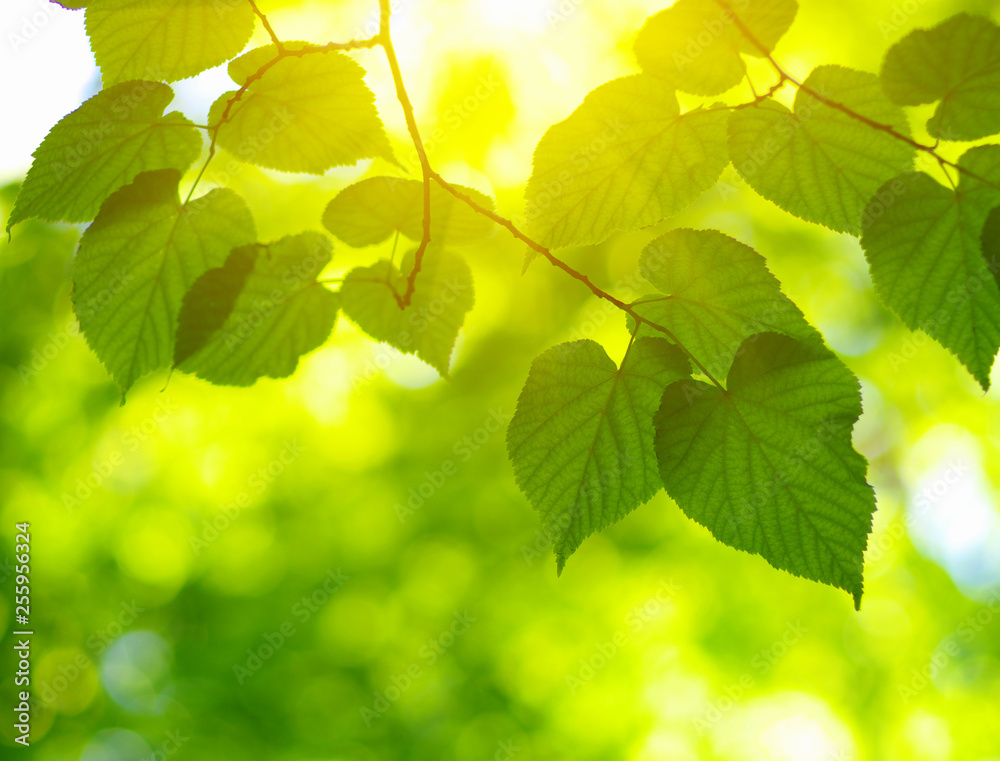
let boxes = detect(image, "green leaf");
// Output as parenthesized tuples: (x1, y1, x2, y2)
(524, 74, 729, 249)
(654, 333, 875, 608)
(635, 0, 798, 96)
(728, 65, 915, 234)
(85, 0, 255, 85)
(630, 228, 817, 378)
(6, 82, 201, 231)
(507, 337, 691, 570)
(980, 205, 1000, 295)
(860, 146, 1000, 390)
(322, 177, 495, 247)
(339, 247, 475, 375)
(175, 232, 339, 386)
(881, 13, 1000, 141)
(209, 43, 394, 174)
(72, 169, 256, 395)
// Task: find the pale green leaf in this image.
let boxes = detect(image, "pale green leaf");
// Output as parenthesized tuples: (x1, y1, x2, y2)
(72, 169, 256, 395)
(507, 337, 691, 570)
(860, 146, 1000, 390)
(630, 228, 817, 378)
(635, 0, 798, 96)
(881, 13, 1000, 141)
(209, 43, 394, 174)
(728, 65, 915, 234)
(176, 232, 339, 386)
(654, 333, 875, 608)
(85, 0, 255, 85)
(339, 247, 475, 375)
(524, 74, 729, 249)
(7, 82, 201, 231)
(322, 177, 495, 247)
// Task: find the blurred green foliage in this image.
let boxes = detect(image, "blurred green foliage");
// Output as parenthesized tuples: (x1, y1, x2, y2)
(2, 0, 1000, 759)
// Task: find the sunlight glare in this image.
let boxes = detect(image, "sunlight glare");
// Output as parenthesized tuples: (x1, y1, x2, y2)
(477, 0, 554, 34)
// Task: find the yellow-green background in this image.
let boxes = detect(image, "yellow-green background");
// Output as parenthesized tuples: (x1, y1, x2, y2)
(2, 0, 1000, 758)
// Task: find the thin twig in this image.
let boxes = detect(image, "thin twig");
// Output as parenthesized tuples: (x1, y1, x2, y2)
(378, 0, 433, 309)
(247, 0, 283, 50)
(184, 35, 381, 203)
(426, 170, 727, 390)
(711, 0, 1000, 192)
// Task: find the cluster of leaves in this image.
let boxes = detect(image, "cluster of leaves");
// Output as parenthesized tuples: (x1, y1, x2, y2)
(10, 0, 1000, 607)
(510, 0, 1000, 608)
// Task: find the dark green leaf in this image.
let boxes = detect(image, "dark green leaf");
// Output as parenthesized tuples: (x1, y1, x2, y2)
(175, 232, 339, 386)
(508, 337, 691, 570)
(72, 169, 256, 395)
(654, 333, 875, 608)
(630, 228, 817, 378)
(860, 146, 1000, 390)
(728, 65, 915, 234)
(881, 13, 1000, 141)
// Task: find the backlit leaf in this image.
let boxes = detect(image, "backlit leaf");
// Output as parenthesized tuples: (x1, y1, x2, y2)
(72, 169, 256, 395)
(635, 0, 798, 96)
(508, 337, 691, 569)
(85, 0, 255, 85)
(881, 13, 1000, 141)
(7, 82, 201, 231)
(654, 333, 875, 608)
(728, 65, 915, 234)
(209, 43, 394, 174)
(175, 232, 339, 386)
(524, 74, 729, 249)
(860, 146, 1000, 390)
(323, 177, 495, 247)
(339, 247, 475, 375)
(630, 228, 817, 378)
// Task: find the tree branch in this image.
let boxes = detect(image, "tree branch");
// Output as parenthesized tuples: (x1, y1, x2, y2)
(247, 0, 283, 50)
(184, 35, 381, 204)
(378, 0, 432, 309)
(427, 171, 727, 390)
(712, 0, 1000, 192)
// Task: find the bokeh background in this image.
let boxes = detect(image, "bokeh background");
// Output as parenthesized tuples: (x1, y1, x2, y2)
(2, 0, 1000, 759)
